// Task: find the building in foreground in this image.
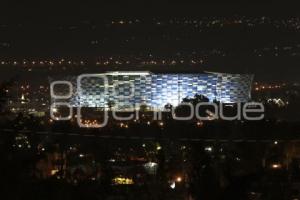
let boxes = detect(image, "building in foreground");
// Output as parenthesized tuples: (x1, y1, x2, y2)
(53, 71, 253, 110)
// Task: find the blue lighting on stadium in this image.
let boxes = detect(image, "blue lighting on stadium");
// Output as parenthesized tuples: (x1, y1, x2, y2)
(57, 71, 253, 110)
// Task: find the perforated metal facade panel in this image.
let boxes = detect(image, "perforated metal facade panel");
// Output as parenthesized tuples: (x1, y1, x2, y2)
(56, 71, 253, 110)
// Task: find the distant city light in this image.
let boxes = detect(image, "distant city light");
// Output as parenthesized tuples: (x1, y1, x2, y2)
(158, 122, 164, 127)
(113, 177, 134, 185)
(196, 121, 204, 127)
(79, 154, 84, 158)
(204, 146, 213, 152)
(176, 176, 182, 182)
(52, 107, 58, 113)
(271, 163, 282, 169)
(51, 169, 59, 176)
(170, 182, 176, 189)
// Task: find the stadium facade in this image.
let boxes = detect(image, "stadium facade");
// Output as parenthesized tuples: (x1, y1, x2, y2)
(61, 71, 253, 110)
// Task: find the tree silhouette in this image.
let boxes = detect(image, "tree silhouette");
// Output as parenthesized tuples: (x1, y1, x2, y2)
(107, 100, 115, 111)
(164, 103, 173, 111)
(176, 94, 211, 119)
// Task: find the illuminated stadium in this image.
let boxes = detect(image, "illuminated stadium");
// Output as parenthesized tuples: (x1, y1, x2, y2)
(64, 71, 254, 110)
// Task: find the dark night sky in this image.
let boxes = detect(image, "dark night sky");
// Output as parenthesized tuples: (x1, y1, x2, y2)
(1, 1, 299, 19)
(0, 3, 293, 20)
(0, 1, 300, 82)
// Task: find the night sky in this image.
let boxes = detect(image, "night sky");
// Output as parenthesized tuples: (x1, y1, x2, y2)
(1, 2, 300, 82)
